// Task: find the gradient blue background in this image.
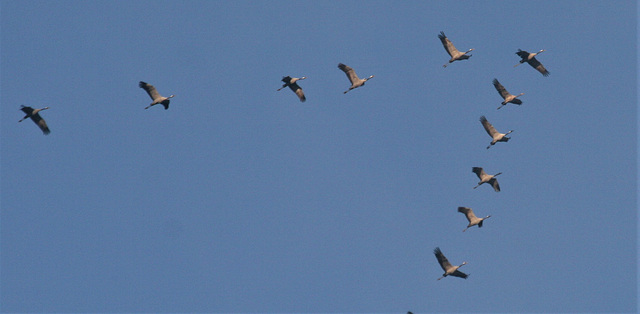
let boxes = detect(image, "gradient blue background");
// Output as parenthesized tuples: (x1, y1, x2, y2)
(1, 1, 637, 312)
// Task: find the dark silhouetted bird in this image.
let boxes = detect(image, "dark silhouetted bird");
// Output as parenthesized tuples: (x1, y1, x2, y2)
(277, 76, 307, 102)
(19, 105, 50, 135)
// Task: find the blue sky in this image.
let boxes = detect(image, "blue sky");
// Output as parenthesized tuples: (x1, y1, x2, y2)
(1, 1, 637, 313)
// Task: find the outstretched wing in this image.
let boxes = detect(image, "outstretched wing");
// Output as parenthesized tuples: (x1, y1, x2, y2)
(516, 49, 530, 59)
(457, 207, 476, 222)
(479, 116, 499, 138)
(20, 105, 35, 115)
(490, 178, 501, 192)
(139, 81, 162, 101)
(472, 167, 486, 180)
(433, 247, 452, 271)
(34, 115, 50, 134)
(30, 113, 50, 135)
(281, 76, 293, 84)
(338, 63, 360, 84)
(438, 31, 460, 57)
(528, 57, 550, 76)
(289, 83, 306, 102)
(450, 269, 469, 279)
(492, 79, 511, 99)
(295, 88, 306, 102)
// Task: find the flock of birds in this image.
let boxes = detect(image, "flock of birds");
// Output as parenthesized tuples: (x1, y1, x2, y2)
(433, 32, 548, 282)
(17, 31, 550, 283)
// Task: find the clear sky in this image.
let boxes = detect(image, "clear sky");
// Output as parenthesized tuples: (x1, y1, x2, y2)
(1, 1, 637, 313)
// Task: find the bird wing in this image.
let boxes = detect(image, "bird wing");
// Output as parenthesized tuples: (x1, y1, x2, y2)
(479, 116, 499, 138)
(338, 63, 360, 84)
(31, 113, 50, 135)
(492, 79, 510, 99)
(281, 76, 292, 84)
(288, 83, 306, 102)
(434, 247, 453, 271)
(450, 270, 469, 279)
(490, 178, 501, 192)
(528, 57, 550, 76)
(139, 81, 162, 100)
(438, 31, 460, 57)
(20, 105, 34, 115)
(457, 207, 476, 222)
(516, 49, 529, 59)
(472, 167, 486, 180)
(295, 88, 306, 102)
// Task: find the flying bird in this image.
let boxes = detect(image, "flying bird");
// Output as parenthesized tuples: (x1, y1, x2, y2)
(338, 63, 374, 94)
(472, 167, 502, 192)
(458, 207, 491, 232)
(19, 105, 50, 135)
(434, 247, 468, 280)
(515, 49, 549, 76)
(139, 81, 174, 110)
(480, 116, 513, 149)
(277, 76, 307, 102)
(438, 31, 473, 67)
(493, 78, 524, 110)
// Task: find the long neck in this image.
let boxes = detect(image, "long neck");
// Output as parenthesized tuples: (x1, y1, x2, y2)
(33, 107, 48, 114)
